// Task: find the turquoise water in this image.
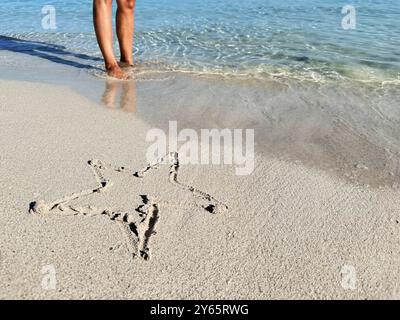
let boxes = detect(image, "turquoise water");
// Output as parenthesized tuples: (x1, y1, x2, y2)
(0, 0, 399, 83)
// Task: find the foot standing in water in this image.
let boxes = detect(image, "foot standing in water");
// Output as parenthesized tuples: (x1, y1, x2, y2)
(93, 0, 136, 79)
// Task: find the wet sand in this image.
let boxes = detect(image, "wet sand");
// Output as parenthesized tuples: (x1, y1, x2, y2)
(1, 51, 400, 299)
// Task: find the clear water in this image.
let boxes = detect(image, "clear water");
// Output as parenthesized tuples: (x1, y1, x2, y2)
(0, 0, 399, 83)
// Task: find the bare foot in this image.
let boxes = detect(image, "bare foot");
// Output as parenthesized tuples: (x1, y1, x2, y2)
(118, 61, 135, 79)
(106, 64, 130, 80)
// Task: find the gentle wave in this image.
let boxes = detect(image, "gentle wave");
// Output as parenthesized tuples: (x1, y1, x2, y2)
(2, 31, 399, 89)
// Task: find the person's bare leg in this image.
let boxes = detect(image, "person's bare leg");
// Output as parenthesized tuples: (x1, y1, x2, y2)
(116, 0, 136, 67)
(93, 0, 129, 79)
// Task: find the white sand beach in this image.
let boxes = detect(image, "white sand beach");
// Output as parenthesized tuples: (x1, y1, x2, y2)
(1, 51, 400, 299)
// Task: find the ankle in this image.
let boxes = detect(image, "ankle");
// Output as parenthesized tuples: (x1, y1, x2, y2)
(105, 61, 119, 71)
(120, 57, 134, 66)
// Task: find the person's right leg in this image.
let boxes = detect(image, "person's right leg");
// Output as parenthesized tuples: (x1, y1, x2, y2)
(93, 0, 129, 79)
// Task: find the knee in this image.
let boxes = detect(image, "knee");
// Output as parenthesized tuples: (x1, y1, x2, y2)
(118, 0, 136, 12)
(93, 0, 112, 6)
(94, 0, 113, 6)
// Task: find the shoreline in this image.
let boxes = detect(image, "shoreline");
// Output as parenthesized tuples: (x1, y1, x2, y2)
(3, 50, 400, 188)
(2, 31, 399, 87)
(1, 51, 400, 299)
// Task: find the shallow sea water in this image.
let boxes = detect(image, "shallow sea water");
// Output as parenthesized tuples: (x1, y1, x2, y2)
(0, 0, 399, 83)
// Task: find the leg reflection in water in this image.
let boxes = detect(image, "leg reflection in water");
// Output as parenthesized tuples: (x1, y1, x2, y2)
(101, 78, 136, 113)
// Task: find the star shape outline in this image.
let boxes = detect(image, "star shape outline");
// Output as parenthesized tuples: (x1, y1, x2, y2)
(29, 152, 228, 260)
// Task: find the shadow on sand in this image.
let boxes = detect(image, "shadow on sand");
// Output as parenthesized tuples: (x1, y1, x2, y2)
(0, 35, 103, 71)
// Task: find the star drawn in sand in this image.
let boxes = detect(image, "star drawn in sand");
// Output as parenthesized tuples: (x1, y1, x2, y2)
(29, 152, 228, 261)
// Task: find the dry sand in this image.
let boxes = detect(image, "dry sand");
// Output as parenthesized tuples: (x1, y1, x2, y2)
(1, 52, 400, 299)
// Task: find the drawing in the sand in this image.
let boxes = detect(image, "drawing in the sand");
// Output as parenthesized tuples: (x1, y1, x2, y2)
(29, 152, 228, 261)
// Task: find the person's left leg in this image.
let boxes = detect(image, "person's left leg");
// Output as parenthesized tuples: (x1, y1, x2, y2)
(93, 0, 129, 79)
(116, 0, 136, 67)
